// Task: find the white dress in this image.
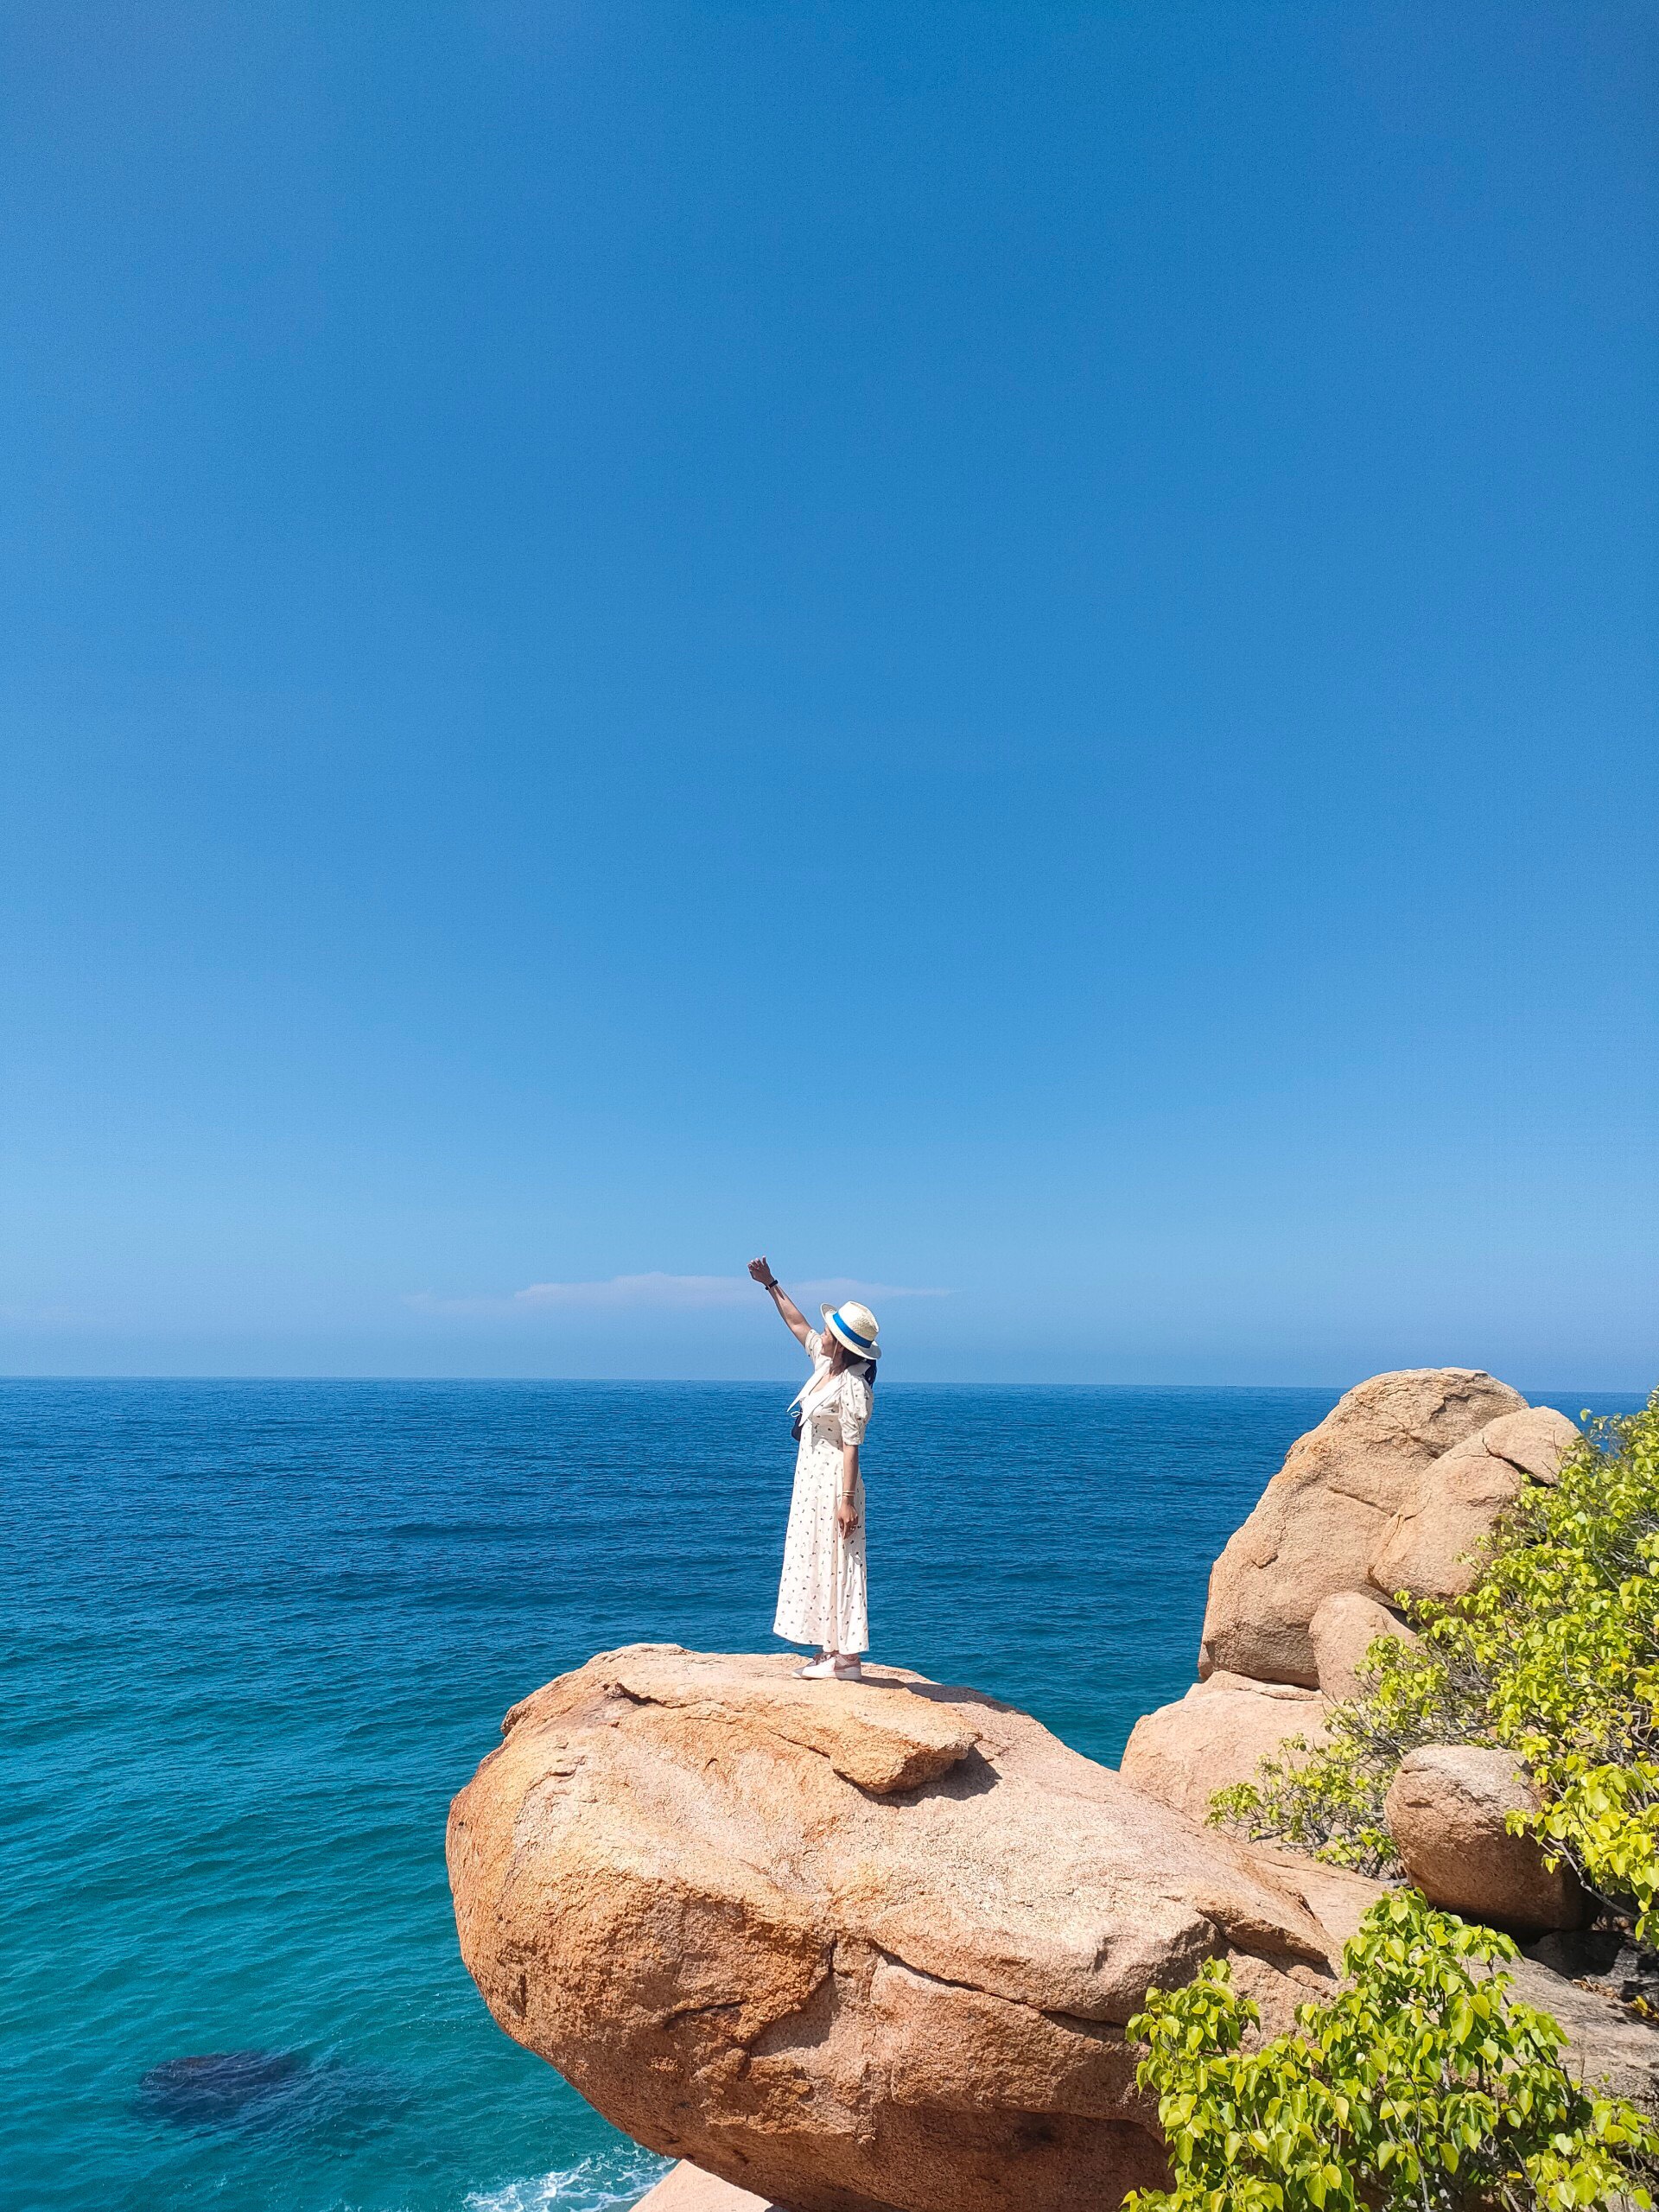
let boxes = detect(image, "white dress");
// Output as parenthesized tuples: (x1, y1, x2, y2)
(772, 1332, 873, 1655)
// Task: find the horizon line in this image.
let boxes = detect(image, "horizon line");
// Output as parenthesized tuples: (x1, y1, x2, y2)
(0, 1372, 1645, 1398)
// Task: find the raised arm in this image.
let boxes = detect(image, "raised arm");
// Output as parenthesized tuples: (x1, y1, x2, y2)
(747, 1256, 814, 1349)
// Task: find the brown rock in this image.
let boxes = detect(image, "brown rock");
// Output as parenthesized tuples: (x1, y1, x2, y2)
(1244, 1846, 1391, 1954)
(1198, 1370, 1524, 1686)
(1369, 1408, 1580, 1605)
(1383, 1745, 1589, 1934)
(1368, 1450, 1520, 1605)
(498, 1648, 981, 1796)
(1307, 1591, 1417, 1702)
(1507, 1958, 1659, 2107)
(1479, 1406, 1580, 1484)
(448, 1647, 1336, 2212)
(1119, 1673, 1331, 1823)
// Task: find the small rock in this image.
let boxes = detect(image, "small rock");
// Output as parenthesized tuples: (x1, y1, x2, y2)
(1479, 1406, 1580, 1484)
(1307, 1591, 1417, 1702)
(1525, 1927, 1628, 1983)
(1384, 1745, 1588, 1934)
(1120, 1672, 1330, 1823)
(1243, 1847, 1391, 1953)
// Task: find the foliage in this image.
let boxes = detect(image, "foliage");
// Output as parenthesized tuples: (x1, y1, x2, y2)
(1210, 1630, 1476, 1874)
(1124, 1891, 1659, 2212)
(1210, 1393, 1659, 1942)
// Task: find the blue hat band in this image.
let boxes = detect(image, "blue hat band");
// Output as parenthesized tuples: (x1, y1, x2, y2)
(830, 1309, 874, 1351)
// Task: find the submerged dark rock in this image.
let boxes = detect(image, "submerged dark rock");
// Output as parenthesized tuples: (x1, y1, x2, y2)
(134, 2048, 410, 2139)
(136, 2050, 307, 2128)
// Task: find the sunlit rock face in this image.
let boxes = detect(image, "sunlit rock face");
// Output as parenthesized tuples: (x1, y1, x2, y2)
(1119, 1670, 1331, 1821)
(1197, 1369, 1527, 1687)
(1384, 1745, 1589, 1934)
(447, 1647, 1332, 2212)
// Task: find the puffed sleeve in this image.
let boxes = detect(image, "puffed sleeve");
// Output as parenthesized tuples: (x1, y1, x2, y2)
(837, 1375, 872, 1446)
(804, 1330, 823, 1361)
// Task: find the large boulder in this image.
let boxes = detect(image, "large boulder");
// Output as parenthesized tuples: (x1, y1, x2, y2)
(1198, 1370, 1525, 1687)
(1383, 1745, 1588, 1935)
(1307, 1591, 1417, 1703)
(1369, 1407, 1580, 1605)
(448, 1648, 1337, 2212)
(1119, 1673, 1330, 1822)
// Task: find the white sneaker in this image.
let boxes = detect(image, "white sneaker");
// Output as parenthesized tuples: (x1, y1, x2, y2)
(799, 1654, 861, 1680)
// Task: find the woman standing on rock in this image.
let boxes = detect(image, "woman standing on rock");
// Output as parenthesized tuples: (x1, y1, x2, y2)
(748, 1259, 879, 1681)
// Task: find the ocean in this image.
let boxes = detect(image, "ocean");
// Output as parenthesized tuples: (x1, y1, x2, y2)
(3, 1377, 1634, 2212)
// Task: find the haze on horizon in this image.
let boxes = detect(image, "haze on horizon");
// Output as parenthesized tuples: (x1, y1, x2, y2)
(2, 3, 1654, 1389)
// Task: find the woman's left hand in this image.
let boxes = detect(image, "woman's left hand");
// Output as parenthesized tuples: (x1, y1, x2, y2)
(837, 1499, 860, 1535)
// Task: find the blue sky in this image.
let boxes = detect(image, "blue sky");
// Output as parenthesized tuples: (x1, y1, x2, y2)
(3, 3, 1654, 1385)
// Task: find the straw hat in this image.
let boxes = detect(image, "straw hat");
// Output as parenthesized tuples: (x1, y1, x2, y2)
(821, 1300, 880, 1361)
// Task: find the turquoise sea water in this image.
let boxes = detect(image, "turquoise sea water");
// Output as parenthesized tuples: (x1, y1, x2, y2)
(4, 1379, 1637, 2212)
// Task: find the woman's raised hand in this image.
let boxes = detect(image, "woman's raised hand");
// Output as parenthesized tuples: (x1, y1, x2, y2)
(753, 1263, 812, 1345)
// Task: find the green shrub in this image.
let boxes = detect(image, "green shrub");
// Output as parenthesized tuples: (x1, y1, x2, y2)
(1210, 1392, 1659, 1943)
(1125, 1891, 1658, 2212)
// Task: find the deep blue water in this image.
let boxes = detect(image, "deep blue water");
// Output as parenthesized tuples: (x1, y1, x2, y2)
(3, 1378, 1637, 2212)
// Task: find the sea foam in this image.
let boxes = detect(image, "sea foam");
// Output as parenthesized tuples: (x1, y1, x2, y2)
(464, 2149, 672, 2212)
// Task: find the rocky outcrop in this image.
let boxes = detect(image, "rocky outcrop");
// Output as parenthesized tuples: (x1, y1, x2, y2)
(1369, 1406, 1581, 1605)
(1307, 1591, 1416, 1703)
(1119, 1672, 1330, 1822)
(1383, 1745, 1588, 1935)
(1198, 1370, 1524, 1687)
(448, 1648, 1338, 2212)
(447, 1382, 1625, 2209)
(1132, 1376, 1589, 1937)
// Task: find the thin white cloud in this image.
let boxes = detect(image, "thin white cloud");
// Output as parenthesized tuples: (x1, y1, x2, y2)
(404, 1273, 952, 1318)
(518, 1273, 750, 1311)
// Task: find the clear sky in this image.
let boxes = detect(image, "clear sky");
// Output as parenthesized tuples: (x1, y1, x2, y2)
(3, 3, 1654, 1386)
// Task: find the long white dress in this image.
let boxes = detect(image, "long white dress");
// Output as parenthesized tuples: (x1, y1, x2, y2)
(772, 1331, 873, 1655)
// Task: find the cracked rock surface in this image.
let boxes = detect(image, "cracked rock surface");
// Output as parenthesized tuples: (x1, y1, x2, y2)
(447, 1647, 1335, 2212)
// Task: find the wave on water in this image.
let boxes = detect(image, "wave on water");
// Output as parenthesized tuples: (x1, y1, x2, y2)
(464, 2148, 673, 2212)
